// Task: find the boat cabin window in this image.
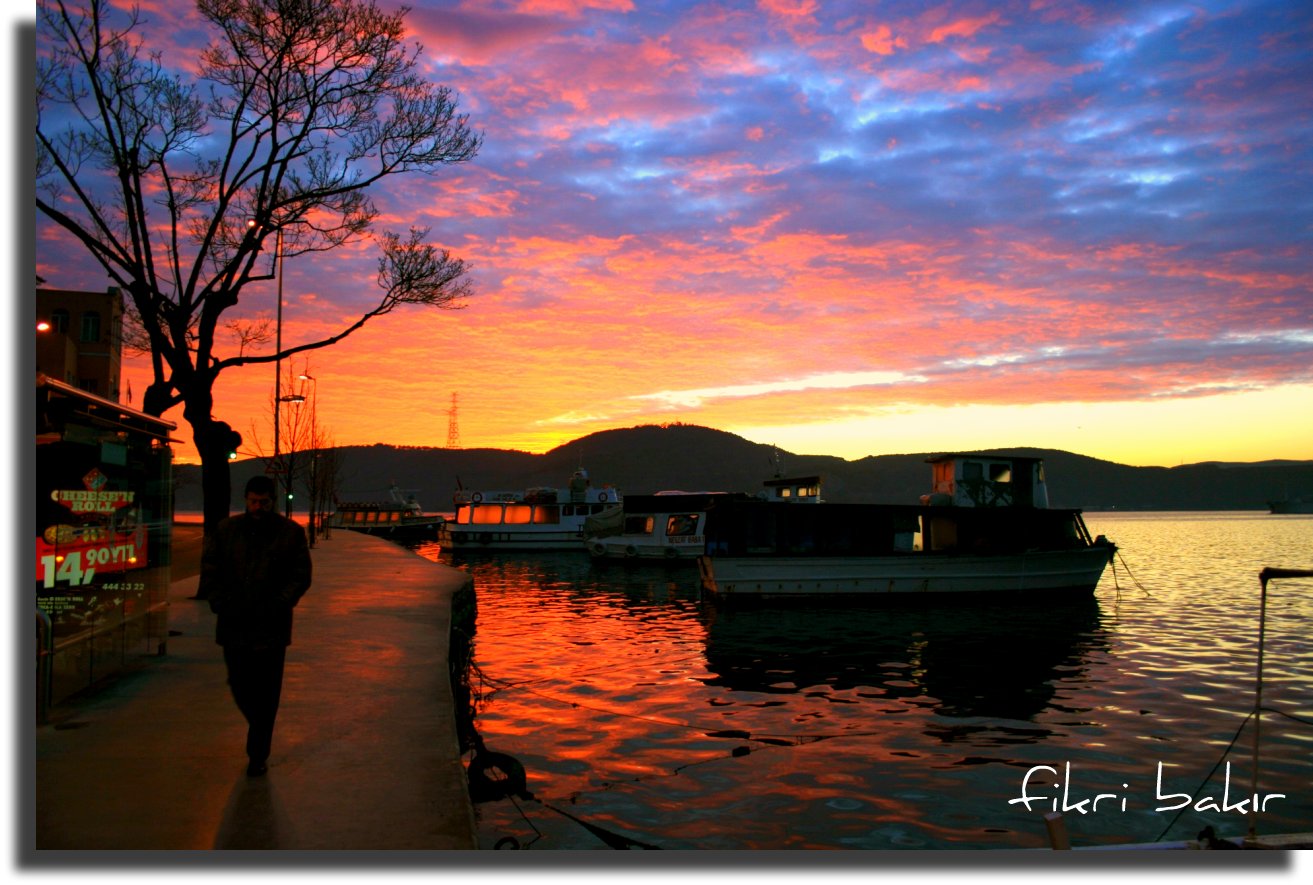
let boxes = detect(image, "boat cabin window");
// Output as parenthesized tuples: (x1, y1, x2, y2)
(470, 504, 504, 525)
(624, 516, 654, 535)
(503, 505, 533, 525)
(989, 464, 1012, 483)
(532, 505, 560, 524)
(775, 487, 791, 499)
(666, 514, 700, 537)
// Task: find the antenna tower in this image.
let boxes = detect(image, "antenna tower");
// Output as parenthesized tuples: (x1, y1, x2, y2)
(445, 392, 461, 449)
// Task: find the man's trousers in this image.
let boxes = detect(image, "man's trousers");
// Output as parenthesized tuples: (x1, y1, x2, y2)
(222, 645, 287, 764)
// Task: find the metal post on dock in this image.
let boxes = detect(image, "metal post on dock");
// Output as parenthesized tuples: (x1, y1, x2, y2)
(1247, 570, 1270, 845)
(1044, 812, 1071, 849)
(1249, 567, 1313, 846)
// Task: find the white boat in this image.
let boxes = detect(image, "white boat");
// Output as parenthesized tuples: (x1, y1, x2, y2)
(329, 484, 444, 543)
(438, 469, 621, 552)
(586, 475, 822, 563)
(697, 454, 1116, 602)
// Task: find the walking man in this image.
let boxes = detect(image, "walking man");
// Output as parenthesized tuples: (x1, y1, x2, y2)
(199, 474, 312, 776)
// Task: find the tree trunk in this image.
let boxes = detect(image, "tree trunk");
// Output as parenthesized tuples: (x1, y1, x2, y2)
(189, 402, 238, 524)
(198, 433, 234, 535)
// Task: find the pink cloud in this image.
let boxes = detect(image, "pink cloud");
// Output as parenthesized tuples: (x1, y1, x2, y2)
(925, 11, 1004, 44)
(860, 24, 907, 56)
(757, 0, 820, 19)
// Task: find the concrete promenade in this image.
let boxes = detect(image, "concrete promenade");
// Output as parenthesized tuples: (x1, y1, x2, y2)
(33, 527, 478, 852)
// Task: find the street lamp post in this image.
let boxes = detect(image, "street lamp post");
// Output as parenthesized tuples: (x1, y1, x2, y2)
(296, 372, 317, 535)
(277, 371, 315, 521)
(271, 227, 286, 513)
(278, 388, 306, 518)
(249, 219, 289, 514)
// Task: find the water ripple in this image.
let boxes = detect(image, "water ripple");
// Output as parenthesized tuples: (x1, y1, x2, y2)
(415, 513, 1313, 849)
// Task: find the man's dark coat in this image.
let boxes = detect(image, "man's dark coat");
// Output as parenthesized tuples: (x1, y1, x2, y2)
(199, 512, 312, 648)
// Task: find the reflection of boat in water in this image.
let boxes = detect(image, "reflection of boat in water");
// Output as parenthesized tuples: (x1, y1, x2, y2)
(586, 475, 822, 563)
(438, 469, 621, 552)
(701, 596, 1105, 724)
(698, 454, 1116, 602)
(329, 484, 444, 543)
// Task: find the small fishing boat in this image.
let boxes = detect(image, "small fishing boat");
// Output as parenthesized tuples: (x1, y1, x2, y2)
(329, 484, 444, 543)
(586, 475, 822, 562)
(697, 454, 1116, 602)
(438, 469, 620, 552)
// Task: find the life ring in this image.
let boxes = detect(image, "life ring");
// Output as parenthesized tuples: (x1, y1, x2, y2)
(598, 492, 609, 503)
(590, 542, 607, 557)
(624, 545, 639, 557)
(471, 492, 483, 503)
(664, 546, 680, 559)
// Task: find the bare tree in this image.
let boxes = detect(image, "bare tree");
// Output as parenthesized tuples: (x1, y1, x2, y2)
(36, 0, 480, 530)
(304, 427, 341, 547)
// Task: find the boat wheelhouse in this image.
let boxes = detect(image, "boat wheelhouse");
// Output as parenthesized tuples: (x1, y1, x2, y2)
(696, 454, 1115, 602)
(586, 476, 822, 562)
(438, 469, 621, 552)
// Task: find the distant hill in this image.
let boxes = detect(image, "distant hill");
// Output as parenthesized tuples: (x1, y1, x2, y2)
(174, 423, 1313, 513)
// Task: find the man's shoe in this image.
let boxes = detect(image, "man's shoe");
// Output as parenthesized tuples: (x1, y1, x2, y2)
(246, 760, 268, 777)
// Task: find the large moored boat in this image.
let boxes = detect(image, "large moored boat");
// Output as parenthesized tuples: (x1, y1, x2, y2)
(696, 453, 1116, 603)
(438, 469, 620, 552)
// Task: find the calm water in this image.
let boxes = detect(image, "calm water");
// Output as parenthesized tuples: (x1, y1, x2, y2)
(412, 512, 1313, 850)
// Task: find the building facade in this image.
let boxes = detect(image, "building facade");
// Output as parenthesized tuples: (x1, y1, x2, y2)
(36, 286, 125, 402)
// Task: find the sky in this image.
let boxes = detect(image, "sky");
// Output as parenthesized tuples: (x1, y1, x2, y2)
(31, 0, 1313, 467)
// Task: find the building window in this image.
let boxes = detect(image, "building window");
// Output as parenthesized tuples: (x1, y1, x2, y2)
(50, 309, 70, 334)
(80, 311, 101, 343)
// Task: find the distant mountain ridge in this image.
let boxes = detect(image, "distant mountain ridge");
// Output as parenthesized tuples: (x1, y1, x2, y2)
(174, 423, 1313, 513)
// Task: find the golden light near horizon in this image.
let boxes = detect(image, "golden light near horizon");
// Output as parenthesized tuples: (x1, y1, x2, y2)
(726, 385, 1313, 467)
(132, 330, 1312, 468)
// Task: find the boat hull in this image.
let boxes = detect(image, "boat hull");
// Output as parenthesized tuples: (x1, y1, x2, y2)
(335, 520, 443, 543)
(589, 538, 704, 562)
(697, 545, 1113, 601)
(439, 526, 592, 551)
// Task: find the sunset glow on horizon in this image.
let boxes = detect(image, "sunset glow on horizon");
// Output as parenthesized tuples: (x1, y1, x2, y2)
(34, 0, 1313, 469)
